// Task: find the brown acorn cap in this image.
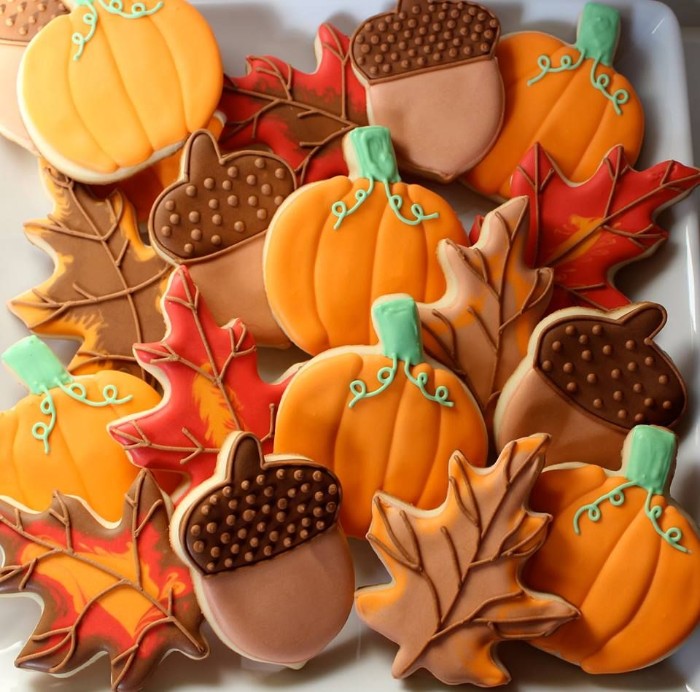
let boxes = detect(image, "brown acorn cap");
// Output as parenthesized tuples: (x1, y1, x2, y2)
(149, 130, 295, 264)
(351, 0, 500, 84)
(180, 433, 342, 576)
(535, 303, 686, 431)
(0, 0, 67, 43)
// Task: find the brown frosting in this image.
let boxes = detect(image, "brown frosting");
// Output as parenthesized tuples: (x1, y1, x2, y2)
(150, 130, 295, 263)
(535, 304, 685, 430)
(352, 0, 500, 83)
(181, 433, 341, 575)
(0, 0, 66, 44)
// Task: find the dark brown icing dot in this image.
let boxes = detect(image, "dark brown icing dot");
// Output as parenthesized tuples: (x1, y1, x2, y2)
(617, 409, 628, 420)
(627, 362, 638, 372)
(563, 363, 574, 374)
(191, 229, 202, 241)
(611, 368, 621, 379)
(204, 177, 216, 189)
(602, 345, 613, 355)
(578, 334, 589, 345)
(593, 398, 603, 409)
(613, 390, 623, 402)
(189, 211, 200, 223)
(164, 199, 176, 211)
(246, 174, 257, 186)
(212, 215, 222, 226)
(592, 325, 603, 336)
(248, 195, 258, 207)
(185, 185, 197, 197)
(566, 382, 577, 393)
(551, 341, 562, 353)
(160, 226, 172, 238)
(183, 243, 193, 256)
(227, 195, 238, 207)
(169, 213, 180, 225)
(587, 373, 597, 384)
(582, 350, 592, 362)
(625, 340, 636, 350)
(208, 199, 219, 210)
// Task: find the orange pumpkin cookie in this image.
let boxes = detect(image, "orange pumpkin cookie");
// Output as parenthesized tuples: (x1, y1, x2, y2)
(463, 2, 644, 199)
(0, 0, 67, 151)
(355, 434, 578, 686)
(524, 425, 700, 673)
(18, 0, 223, 183)
(0, 335, 161, 521)
(351, 0, 504, 182)
(273, 294, 488, 538)
(494, 303, 686, 469)
(149, 129, 295, 347)
(263, 125, 467, 355)
(171, 431, 354, 668)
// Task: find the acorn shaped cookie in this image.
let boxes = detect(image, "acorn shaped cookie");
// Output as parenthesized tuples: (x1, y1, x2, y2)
(0, 0, 67, 151)
(351, 0, 503, 182)
(171, 431, 354, 668)
(150, 130, 295, 346)
(494, 303, 686, 469)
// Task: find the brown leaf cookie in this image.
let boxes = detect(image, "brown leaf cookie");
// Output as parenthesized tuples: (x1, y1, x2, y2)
(494, 303, 687, 468)
(171, 431, 354, 667)
(351, 0, 504, 181)
(149, 130, 295, 347)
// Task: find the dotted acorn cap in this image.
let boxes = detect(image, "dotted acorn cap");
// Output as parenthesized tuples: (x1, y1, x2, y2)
(181, 434, 342, 576)
(0, 0, 67, 43)
(535, 304, 686, 431)
(150, 130, 295, 263)
(351, 0, 500, 83)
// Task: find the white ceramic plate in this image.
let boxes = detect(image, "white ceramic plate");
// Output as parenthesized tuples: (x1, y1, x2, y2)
(0, 0, 698, 689)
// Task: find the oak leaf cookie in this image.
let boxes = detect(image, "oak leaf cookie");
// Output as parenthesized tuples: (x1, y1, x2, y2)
(351, 0, 504, 182)
(0, 0, 67, 151)
(463, 2, 644, 199)
(171, 431, 354, 668)
(149, 129, 295, 347)
(273, 294, 488, 538)
(0, 471, 208, 690)
(355, 434, 578, 686)
(263, 125, 467, 355)
(525, 425, 700, 673)
(0, 335, 162, 521)
(494, 303, 686, 468)
(18, 0, 223, 183)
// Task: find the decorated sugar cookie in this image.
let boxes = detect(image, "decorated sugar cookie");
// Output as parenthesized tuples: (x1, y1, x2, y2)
(463, 2, 644, 199)
(494, 303, 687, 469)
(273, 294, 488, 538)
(0, 335, 161, 521)
(418, 196, 553, 422)
(171, 431, 354, 667)
(525, 426, 700, 673)
(351, 0, 504, 182)
(18, 0, 223, 183)
(109, 267, 295, 501)
(8, 162, 170, 379)
(149, 129, 295, 347)
(219, 23, 368, 187)
(0, 0, 67, 151)
(356, 434, 578, 686)
(263, 125, 467, 355)
(0, 471, 208, 690)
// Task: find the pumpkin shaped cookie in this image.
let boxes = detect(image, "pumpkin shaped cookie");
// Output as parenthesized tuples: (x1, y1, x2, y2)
(18, 0, 223, 183)
(524, 425, 700, 673)
(263, 125, 467, 355)
(149, 129, 295, 347)
(351, 0, 504, 182)
(0, 335, 162, 521)
(463, 2, 644, 199)
(273, 294, 488, 538)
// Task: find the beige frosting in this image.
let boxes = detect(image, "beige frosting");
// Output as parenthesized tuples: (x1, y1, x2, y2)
(188, 234, 289, 348)
(366, 59, 503, 181)
(200, 527, 354, 666)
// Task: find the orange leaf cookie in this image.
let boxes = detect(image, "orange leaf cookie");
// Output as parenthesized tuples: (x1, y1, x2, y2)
(0, 471, 208, 690)
(418, 196, 553, 423)
(273, 294, 488, 538)
(351, 0, 504, 182)
(172, 432, 354, 667)
(463, 2, 644, 199)
(263, 125, 467, 355)
(149, 129, 295, 347)
(525, 425, 700, 673)
(0, 335, 162, 521)
(494, 303, 687, 469)
(356, 434, 578, 686)
(18, 0, 223, 183)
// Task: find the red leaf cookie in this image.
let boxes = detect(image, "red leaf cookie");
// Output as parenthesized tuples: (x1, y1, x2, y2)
(219, 23, 368, 187)
(0, 471, 207, 690)
(109, 267, 295, 501)
(470, 144, 700, 312)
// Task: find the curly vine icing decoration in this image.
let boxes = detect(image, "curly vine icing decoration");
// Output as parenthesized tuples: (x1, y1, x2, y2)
(72, 0, 164, 61)
(32, 382, 133, 453)
(573, 480, 689, 553)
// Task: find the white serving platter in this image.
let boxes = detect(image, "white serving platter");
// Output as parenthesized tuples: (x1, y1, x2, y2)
(0, 0, 698, 689)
